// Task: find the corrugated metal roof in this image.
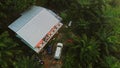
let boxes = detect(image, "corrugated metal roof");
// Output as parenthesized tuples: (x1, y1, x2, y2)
(8, 6, 63, 53)
(8, 6, 44, 32)
(16, 8, 59, 48)
(47, 9, 62, 21)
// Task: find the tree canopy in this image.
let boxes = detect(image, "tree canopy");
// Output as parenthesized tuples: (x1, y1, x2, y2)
(0, 0, 120, 68)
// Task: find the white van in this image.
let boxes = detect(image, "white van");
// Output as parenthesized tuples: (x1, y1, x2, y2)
(54, 43, 63, 59)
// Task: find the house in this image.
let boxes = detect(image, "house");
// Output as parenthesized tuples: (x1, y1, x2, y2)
(8, 6, 63, 53)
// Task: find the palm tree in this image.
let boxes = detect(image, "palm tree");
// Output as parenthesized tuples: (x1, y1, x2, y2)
(0, 31, 22, 68)
(13, 56, 43, 68)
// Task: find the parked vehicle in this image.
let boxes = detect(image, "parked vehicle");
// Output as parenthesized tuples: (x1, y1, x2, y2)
(54, 43, 63, 59)
(47, 45, 52, 54)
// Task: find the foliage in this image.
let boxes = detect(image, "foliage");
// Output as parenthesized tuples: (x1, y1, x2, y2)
(13, 56, 43, 68)
(61, 0, 120, 68)
(0, 31, 22, 68)
(62, 34, 100, 68)
(0, 0, 36, 30)
(0, 31, 41, 68)
(101, 56, 120, 68)
(0, 0, 120, 68)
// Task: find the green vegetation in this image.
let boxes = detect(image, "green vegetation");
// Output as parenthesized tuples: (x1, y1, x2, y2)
(0, 0, 120, 68)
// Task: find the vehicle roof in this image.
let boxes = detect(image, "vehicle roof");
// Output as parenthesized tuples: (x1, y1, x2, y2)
(57, 43, 63, 47)
(55, 47, 61, 57)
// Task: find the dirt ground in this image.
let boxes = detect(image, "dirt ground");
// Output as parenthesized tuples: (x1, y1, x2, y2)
(42, 50, 62, 68)
(41, 33, 63, 68)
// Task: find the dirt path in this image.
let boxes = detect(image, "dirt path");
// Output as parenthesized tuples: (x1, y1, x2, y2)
(42, 50, 62, 68)
(41, 33, 63, 68)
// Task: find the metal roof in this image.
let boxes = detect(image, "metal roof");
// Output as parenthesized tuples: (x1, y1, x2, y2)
(9, 6, 44, 32)
(8, 6, 63, 53)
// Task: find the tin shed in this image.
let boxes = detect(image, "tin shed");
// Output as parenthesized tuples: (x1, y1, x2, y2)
(8, 6, 63, 53)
